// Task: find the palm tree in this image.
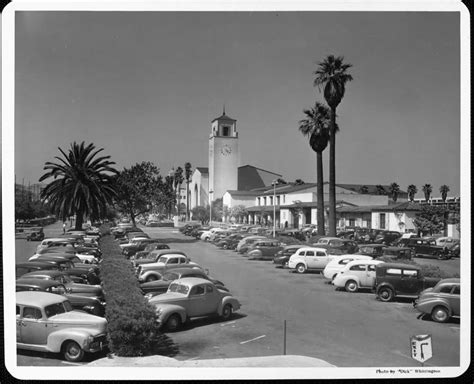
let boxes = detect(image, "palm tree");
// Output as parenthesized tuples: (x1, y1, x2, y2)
(407, 184, 418, 202)
(314, 55, 353, 236)
(184, 162, 192, 220)
(389, 182, 400, 202)
(298, 102, 332, 235)
(439, 185, 450, 203)
(375, 185, 386, 195)
(422, 184, 433, 203)
(173, 166, 184, 218)
(39, 141, 118, 230)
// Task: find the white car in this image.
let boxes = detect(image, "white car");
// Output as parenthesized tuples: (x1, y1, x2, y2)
(323, 255, 373, 282)
(200, 228, 226, 241)
(30, 252, 98, 264)
(288, 247, 331, 273)
(333, 259, 385, 292)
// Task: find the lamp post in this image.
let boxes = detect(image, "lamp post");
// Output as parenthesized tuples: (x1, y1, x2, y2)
(209, 190, 213, 225)
(272, 179, 278, 238)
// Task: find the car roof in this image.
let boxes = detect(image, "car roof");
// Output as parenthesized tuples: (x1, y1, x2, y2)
(21, 270, 64, 278)
(377, 262, 421, 270)
(296, 247, 328, 252)
(345, 259, 384, 266)
(16, 278, 62, 289)
(17, 261, 59, 268)
(171, 277, 212, 286)
(17, 291, 67, 306)
(165, 267, 206, 276)
(150, 249, 186, 256)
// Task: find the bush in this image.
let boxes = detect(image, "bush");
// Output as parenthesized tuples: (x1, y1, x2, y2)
(377, 256, 459, 279)
(99, 233, 177, 357)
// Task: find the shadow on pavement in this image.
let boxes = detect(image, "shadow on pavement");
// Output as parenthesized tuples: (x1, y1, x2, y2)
(168, 313, 247, 333)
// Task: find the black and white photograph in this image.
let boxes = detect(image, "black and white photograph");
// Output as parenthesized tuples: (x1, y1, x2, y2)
(2, 0, 470, 380)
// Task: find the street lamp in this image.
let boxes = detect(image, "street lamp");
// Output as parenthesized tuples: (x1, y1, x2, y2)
(209, 190, 213, 225)
(272, 179, 278, 237)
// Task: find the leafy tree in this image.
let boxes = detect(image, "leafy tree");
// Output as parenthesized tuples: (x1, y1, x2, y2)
(314, 55, 353, 236)
(298, 101, 333, 235)
(15, 185, 51, 220)
(294, 179, 305, 185)
(422, 184, 433, 202)
(407, 184, 418, 202)
(231, 205, 248, 223)
(439, 185, 450, 203)
(163, 175, 176, 219)
(184, 162, 192, 220)
(375, 185, 386, 195)
(39, 142, 118, 230)
(413, 204, 448, 236)
(212, 198, 223, 222)
(173, 167, 184, 217)
(191, 205, 209, 225)
(389, 182, 400, 202)
(359, 185, 369, 194)
(276, 178, 287, 185)
(113, 162, 164, 227)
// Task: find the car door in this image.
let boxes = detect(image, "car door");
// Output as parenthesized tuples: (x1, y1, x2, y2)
(361, 264, 378, 288)
(188, 284, 218, 317)
(450, 285, 460, 316)
(400, 269, 420, 295)
(19, 306, 47, 345)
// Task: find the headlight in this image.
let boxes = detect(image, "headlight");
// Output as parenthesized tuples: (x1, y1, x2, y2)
(155, 307, 162, 316)
(144, 293, 154, 301)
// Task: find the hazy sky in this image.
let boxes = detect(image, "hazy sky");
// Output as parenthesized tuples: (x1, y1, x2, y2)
(14, 11, 461, 197)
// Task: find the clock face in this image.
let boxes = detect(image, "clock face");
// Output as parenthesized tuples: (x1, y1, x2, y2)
(221, 145, 232, 156)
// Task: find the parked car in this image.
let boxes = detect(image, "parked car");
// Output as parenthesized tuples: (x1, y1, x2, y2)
(136, 254, 203, 283)
(149, 278, 241, 331)
(246, 240, 284, 260)
(381, 247, 413, 260)
(372, 230, 401, 245)
(355, 244, 386, 258)
(16, 262, 61, 279)
(16, 279, 106, 317)
(277, 230, 307, 242)
(322, 255, 373, 282)
(16, 291, 107, 361)
(448, 242, 460, 258)
(20, 270, 104, 298)
(236, 236, 268, 254)
(26, 228, 45, 241)
(396, 237, 451, 260)
(215, 234, 245, 249)
(374, 263, 441, 302)
(141, 267, 227, 299)
(273, 245, 306, 268)
(288, 247, 332, 273)
(133, 249, 188, 267)
(333, 259, 385, 292)
(122, 238, 161, 258)
(414, 278, 460, 323)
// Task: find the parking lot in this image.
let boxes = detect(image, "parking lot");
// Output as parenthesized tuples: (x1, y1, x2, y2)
(15, 224, 460, 367)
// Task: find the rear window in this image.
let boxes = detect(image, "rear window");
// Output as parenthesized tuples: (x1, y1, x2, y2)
(385, 268, 402, 276)
(402, 269, 418, 278)
(349, 264, 365, 271)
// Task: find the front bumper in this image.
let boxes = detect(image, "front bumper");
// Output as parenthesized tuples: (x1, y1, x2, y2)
(84, 334, 107, 353)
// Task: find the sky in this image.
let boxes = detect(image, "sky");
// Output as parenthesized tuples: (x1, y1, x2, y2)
(13, 11, 462, 198)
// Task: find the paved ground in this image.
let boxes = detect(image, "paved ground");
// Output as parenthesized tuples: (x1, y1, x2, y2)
(15, 223, 461, 368)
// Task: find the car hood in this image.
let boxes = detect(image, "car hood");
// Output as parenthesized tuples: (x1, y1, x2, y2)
(140, 262, 166, 270)
(68, 283, 103, 296)
(140, 280, 170, 289)
(50, 311, 107, 329)
(148, 292, 187, 305)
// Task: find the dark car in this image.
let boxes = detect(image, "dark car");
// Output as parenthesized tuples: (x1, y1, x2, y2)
(273, 244, 305, 267)
(140, 267, 227, 298)
(381, 247, 413, 260)
(277, 230, 307, 242)
(414, 278, 460, 323)
(26, 228, 45, 241)
(215, 234, 245, 249)
(448, 242, 460, 258)
(355, 244, 386, 258)
(133, 243, 171, 260)
(396, 237, 451, 260)
(16, 262, 60, 279)
(373, 231, 401, 245)
(16, 278, 106, 317)
(374, 263, 441, 302)
(246, 240, 284, 260)
(314, 239, 359, 254)
(123, 238, 162, 258)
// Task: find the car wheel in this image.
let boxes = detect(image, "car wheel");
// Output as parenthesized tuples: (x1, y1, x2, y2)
(431, 306, 449, 323)
(296, 263, 306, 274)
(377, 287, 394, 302)
(165, 314, 181, 332)
(221, 304, 233, 320)
(345, 280, 358, 293)
(145, 275, 158, 283)
(63, 341, 85, 362)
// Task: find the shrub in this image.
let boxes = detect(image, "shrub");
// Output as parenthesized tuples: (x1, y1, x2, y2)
(377, 256, 458, 279)
(99, 233, 177, 357)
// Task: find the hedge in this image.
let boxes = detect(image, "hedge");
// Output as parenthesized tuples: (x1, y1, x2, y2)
(99, 230, 178, 357)
(377, 256, 459, 279)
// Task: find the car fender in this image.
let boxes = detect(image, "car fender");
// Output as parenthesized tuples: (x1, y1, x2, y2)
(335, 274, 361, 287)
(47, 327, 99, 352)
(155, 304, 187, 325)
(415, 297, 453, 315)
(248, 250, 262, 258)
(218, 297, 241, 315)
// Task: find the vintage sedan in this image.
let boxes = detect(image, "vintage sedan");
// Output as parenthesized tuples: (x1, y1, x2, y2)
(141, 267, 227, 299)
(149, 278, 241, 332)
(414, 278, 460, 323)
(16, 291, 107, 362)
(333, 259, 385, 292)
(16, 279, 106, 317)
(16, 262, 61, 279)
(246, 240, 284, 260)
(288, 247, 332, 273)
(322, 255, 373, 282)
(273, 245, 306, 267)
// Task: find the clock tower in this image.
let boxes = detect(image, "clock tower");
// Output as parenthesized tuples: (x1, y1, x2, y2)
(209, 108, 239, 200)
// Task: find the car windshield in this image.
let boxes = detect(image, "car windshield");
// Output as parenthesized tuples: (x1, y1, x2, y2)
(168, 282, 189, 295)
(44, 301, 73, 318)
(163, 272, 180, 281)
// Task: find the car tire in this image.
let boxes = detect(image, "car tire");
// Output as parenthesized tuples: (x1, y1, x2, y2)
(296, 263, 306, 274)
(377, 287, 394, 302)
(221, 304, 233, 320)
(165, 314, 182, 332)
(63, 340, 85, 362)
(145, 275, 158, 283)
(345, 280, 358, 293)
(431, 306, 450, 323)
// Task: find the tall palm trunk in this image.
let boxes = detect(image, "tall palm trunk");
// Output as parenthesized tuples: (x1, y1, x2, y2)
(316, 151, 325, 235)
(328, 107, 337, 236)
(186, 181, 190, 220)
